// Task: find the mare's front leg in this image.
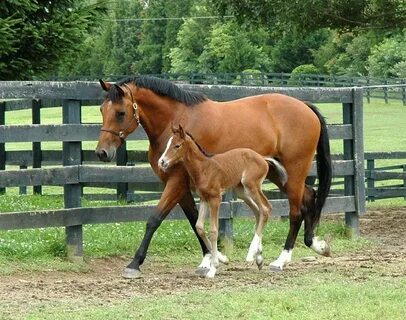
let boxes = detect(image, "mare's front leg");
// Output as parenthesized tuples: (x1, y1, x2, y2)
(123, 176, 188, 279)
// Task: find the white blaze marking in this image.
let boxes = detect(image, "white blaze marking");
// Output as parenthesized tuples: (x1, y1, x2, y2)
(158, 136, 173, 168)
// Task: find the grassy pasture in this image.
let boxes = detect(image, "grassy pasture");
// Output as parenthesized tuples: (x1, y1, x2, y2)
(0, 98, 405, 319)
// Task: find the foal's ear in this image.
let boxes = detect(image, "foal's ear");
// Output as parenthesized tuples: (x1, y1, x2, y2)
(178, 124, 186, 139)
(171, 122, 178, 134)
(113, 84, 125, 96)
(99, 79, 112, 91)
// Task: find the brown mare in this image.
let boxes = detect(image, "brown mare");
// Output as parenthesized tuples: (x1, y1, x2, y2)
(95, 76, 332, 279)
(158, 124, 288, 278)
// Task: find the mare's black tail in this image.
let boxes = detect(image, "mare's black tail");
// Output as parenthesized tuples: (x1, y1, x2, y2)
(305, 102, 332, 229)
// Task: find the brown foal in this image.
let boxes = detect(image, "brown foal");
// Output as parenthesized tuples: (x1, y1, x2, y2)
(158, 124, 288, 278)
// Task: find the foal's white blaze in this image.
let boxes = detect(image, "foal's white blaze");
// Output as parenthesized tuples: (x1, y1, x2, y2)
(158, 136, 173, 169)
(269, 249, 292, 271)
(310, 237, 328, 255)
(246, 233, 261, 262)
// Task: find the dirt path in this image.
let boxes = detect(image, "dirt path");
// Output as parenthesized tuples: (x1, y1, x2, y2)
(1, 208, 406, 317)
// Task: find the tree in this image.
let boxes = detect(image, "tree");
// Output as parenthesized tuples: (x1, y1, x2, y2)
(211, 0, 406, 33)
(313, 30, 384, 76)
(197, 21, 272, 73)
(0, 0, 107, 80)
(270, 29, 330, 73)
(367, 31, 406, 78)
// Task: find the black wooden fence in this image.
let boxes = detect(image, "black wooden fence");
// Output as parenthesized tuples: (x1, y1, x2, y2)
(0, 82, 365, 261)
(52, 73, 406, 105)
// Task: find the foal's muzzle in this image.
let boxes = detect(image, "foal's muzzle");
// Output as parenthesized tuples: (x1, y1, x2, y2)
(158, 159, 170, 171)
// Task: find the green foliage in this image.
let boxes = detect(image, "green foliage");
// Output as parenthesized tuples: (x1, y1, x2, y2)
(212, 0, 406, 33)
(197, 21, 271, 73)
(270, 29, 330, 73)
(367, 31, 406, 78)
(0, 0, 107, 80)
(313, 31, 383, 75)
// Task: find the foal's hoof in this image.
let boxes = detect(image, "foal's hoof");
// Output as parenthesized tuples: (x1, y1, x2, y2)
(255, 254, 264, 270)
(195, 267, 210, 277)
(122, 267, 142, 279)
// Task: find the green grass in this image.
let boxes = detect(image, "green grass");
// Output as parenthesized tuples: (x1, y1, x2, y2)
(22, 275, 406, 320)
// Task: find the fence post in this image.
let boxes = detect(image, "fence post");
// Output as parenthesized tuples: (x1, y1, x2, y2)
(19, 165, 28, 194)
(403, 164, 406, 201)
(32, 99, 42, 195)
(0, 101, 5, 194)
(220, 191, 234, 254)
(366, 159, 375, 202)
(63, 99, 83, 262)
(401, 80, 406, 106)
(116, 141, 128, 201)
(383, 79, 388, 104)
(366, 78, 370, 104)
(342, 88, 365, 237)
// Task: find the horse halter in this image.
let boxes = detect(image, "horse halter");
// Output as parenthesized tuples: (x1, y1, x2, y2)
(100, 83, 140, 141)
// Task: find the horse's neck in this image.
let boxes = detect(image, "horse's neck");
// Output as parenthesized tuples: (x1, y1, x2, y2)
(183, 140, 211, 184)
(137, 90, 186, 144)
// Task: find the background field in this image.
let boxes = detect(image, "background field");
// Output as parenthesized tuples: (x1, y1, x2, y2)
(0, 98, 405, 319)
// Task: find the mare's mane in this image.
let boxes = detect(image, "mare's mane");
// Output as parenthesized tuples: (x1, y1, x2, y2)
(106, 76, 207, 106)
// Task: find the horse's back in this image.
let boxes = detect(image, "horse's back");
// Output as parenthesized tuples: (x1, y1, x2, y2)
(188, 93, 320, 159)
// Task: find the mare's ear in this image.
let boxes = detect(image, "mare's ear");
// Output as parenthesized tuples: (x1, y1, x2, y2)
(178, 124, 186, 139)
(113, 84, 125, 96)
(99, 79, 112, 91)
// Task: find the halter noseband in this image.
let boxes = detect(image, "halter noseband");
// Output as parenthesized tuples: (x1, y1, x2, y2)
(100, 83, 140, 141)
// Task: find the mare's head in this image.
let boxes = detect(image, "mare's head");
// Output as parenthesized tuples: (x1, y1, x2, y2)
(95, 80, 140, 162)
(158, 124, 190, 172)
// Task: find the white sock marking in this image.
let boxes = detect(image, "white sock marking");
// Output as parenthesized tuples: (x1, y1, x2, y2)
(246, 233, 261, 262)
(310, 237, 327, 255)
(269, 249, 292, 271)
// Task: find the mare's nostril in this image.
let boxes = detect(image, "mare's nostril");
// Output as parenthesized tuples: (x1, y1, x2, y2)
(96, 149, 108, 161)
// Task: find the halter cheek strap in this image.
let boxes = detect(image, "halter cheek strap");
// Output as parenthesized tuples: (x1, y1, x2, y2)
(100, 83, 140, 141)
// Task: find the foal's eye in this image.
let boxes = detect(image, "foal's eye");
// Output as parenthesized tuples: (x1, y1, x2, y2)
(175, 144, 181, 149)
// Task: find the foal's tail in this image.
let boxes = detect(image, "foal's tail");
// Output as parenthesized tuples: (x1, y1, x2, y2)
(305, 102, 332, 229)
(264, 157, 288, 187)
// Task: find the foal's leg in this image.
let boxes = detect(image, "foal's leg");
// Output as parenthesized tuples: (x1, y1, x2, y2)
(195, 200, 213, 276)
(242, 182, 271, 270)
(206, 197, 221, 278)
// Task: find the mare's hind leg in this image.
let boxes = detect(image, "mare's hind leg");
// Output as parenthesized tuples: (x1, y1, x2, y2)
(269, 171, 307, 272)
(302, 185, 331, 256)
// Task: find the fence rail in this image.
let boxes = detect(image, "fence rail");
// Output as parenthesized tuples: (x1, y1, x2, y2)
(48, 73, 406, 105)
(0, 81, 365, 260)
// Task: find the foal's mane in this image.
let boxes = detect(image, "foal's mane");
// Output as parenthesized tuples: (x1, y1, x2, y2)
(107, 75, 207, 107)
(185, 132, 213, 158)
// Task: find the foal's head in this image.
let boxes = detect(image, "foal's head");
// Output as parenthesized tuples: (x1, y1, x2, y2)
(96, 80, 140, 162)
(158, 124, 191, 172)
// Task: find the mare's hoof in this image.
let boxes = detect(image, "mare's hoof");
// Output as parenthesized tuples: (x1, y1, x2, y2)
(256, 255, 264, 270)
(269, 264, 283, 273)
(322, 243, 332, 257)
(122, 267, 142, 279)
(195, 267, 210, 277)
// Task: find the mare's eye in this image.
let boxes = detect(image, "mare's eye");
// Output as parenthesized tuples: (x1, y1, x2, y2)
(116, 111, 125, 118)
(175, 144, 181, 149)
